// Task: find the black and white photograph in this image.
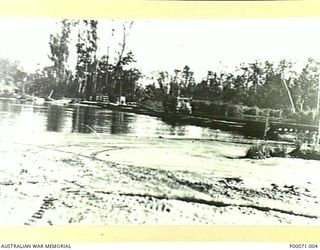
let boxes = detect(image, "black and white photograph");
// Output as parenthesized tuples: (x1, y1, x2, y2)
(0, 17, 319, 226)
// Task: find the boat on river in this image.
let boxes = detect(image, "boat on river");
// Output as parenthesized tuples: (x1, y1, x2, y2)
(46, 98, 72, 106)
(42, 90, 72, 106)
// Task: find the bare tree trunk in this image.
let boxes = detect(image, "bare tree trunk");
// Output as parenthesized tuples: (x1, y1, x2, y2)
(114, 21, 133, 98)
(115, 22, 133, 69)
(91, 55, 98, 97)
(104, 47, 109, 94)
(281, 74, 296, 113)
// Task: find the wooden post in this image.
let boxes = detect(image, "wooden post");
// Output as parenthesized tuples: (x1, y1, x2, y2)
(264, 110, 270, 138)
(317, 118, 320, 145)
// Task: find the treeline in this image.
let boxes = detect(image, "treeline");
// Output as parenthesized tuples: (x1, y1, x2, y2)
(145, 60, 320, 124)
(27, 20, 143, 103)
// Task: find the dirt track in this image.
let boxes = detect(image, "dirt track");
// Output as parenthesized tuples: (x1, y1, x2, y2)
(0, 132, 319, 225)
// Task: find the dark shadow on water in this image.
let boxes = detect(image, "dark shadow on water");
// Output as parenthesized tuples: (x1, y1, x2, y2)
(71, 107, 132, 134)
(110, 112, 131, 134)
(47, 105, 65, 132)
(72, 107, 98, 133)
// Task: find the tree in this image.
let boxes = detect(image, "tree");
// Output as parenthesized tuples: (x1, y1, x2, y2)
(169, 69, 180, 97)
(95, 21, 142, 102)
(294, 58, 320, 111)
(110, 21, 134, 101)
(75, 20, 98, 99)
(180, 65, 195, 96)
(48, 20, 72, 96)
(28, 66, 56, 97)
(157, 71, 169, 95)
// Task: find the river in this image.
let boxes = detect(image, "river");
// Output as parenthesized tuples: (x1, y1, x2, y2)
(0, 98, 245, 141)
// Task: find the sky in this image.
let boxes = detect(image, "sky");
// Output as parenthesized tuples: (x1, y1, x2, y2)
(1, 17, 320, 81)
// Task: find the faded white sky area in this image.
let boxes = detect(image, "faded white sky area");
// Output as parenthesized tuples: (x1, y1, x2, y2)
(0, 17, 320, 81)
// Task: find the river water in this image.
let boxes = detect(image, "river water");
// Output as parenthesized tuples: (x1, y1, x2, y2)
(0, 98, 246, 141)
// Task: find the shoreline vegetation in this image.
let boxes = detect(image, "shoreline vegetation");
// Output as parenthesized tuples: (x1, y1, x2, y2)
(245, 141, 320, 161)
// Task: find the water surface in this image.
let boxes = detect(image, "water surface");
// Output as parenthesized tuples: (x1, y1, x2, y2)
(0, 98, 245, 141)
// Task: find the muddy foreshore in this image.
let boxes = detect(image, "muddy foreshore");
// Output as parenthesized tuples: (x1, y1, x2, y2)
(0, 131, 319, 225)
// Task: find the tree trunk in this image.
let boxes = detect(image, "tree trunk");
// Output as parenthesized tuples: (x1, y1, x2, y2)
(281, 74, 296, 113)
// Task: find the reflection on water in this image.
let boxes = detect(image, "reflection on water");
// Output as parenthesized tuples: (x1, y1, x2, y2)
(0, 98, 245, 140)
(70, 107, 132, 134)
(47, 105, 65, 132)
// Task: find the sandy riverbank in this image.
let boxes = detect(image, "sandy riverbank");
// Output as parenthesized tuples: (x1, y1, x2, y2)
(0, 132, 319, 225)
